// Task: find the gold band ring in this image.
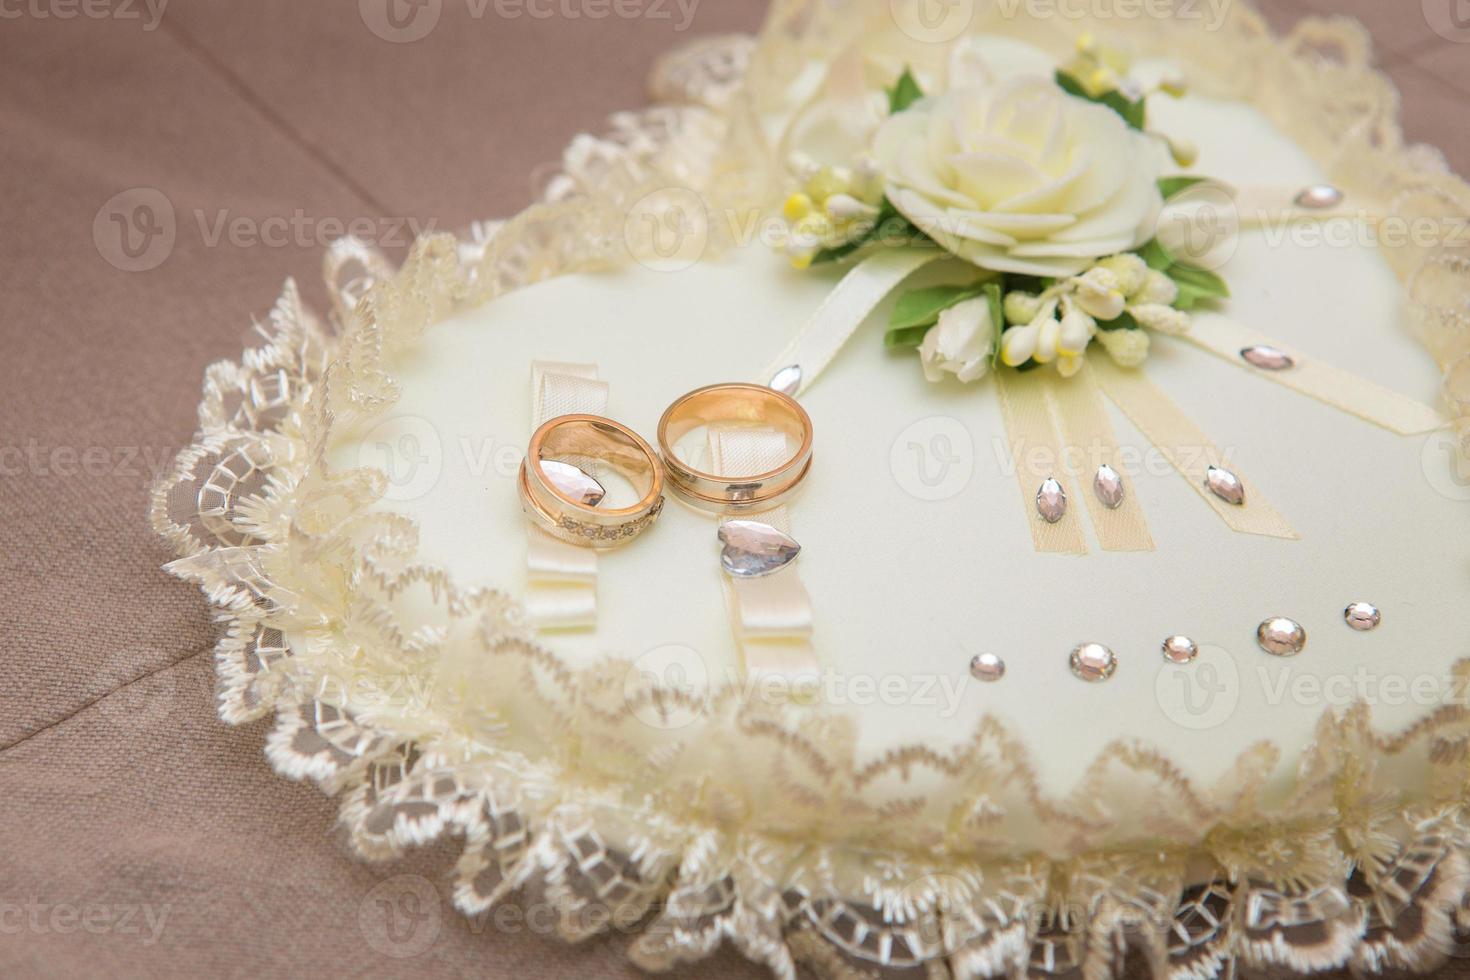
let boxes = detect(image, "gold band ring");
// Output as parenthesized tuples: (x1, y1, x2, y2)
(518, 414, 665, 548)
(656, 383, 814, 515)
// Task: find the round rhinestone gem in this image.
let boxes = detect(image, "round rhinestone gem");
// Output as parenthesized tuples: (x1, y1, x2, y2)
(1256, 617, 1306, 656)
(1069, 643, 1117, 682)
(1344, 602, 1381, 632)
(969, 653, 1005, 681)
(1161, 635, 1199, 664)
(1294, 184, 1344, 210)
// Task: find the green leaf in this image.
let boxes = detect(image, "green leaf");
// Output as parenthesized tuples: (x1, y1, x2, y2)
(1167, 266, 1228, 311)
(1158, 175, 1207, 200)
(1055, 70, 1146, 130)
(887, 67, 924, 115)
(983, 282, 1004, 365)
(884, 324, 932, 349)
(888, 283, 989, 331)
(1136, 238, 1174, 271)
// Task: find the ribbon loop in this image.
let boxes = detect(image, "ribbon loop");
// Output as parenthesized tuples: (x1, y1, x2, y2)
(525, 361, 609, 630)
(709, 426, 819, 691)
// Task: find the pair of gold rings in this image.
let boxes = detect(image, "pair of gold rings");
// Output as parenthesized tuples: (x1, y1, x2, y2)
(517, 383, 813, 549)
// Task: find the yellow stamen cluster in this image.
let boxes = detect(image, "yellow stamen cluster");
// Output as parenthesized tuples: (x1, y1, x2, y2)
(1064, 35, 1194, 166)
(781, 154, 885, 269)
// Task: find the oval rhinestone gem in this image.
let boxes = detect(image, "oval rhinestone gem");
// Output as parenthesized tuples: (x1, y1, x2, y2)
(541, 460, 606, 506)
(1295, 184, 1343, 210)
(1093, 465, 1125, 509)
(1240, 346, 1295, 371)
(1036, 478, 1067, 523)
(1344, 602, 1381, 631)
(1204, 465, 1245, 506)
(1070, 643, 1117, 682)
(970, 653, 1005, 681)
(1257, 617, 1306, 656)
(1161, 635, 1199, 664)
(718, 520, 801, 578)
(769, 364, 802, 397)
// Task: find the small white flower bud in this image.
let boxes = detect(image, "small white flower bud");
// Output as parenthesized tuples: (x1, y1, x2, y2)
(1097, 328, 1151, 367)
(1058, 309, 1096, 356)
(1097, 254, 1148, 297)
(1131, 303, 1192, 336)
(1034, 317, 1061, 364)
(1072, 267, 1126, 321)
(1003, 291, 1043, 325)
(824, 193, 880, 221)
(1000, 323, 1039, 367)
(1133, 270, 1179, 306)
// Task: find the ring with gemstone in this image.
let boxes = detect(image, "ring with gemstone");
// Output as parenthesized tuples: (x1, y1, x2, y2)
(518, 414, 665, 548)
(656, 382, 814, 515)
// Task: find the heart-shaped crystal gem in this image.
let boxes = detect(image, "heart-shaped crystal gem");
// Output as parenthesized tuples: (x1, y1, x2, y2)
(718, 520, 801, 578)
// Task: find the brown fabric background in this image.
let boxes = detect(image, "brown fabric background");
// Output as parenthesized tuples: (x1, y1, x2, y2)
(2, 1, 1468, 976)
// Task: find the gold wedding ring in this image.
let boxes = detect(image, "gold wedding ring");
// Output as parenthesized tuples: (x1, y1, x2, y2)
(656, 383, 814, 515)
(518, 414, 665, 548)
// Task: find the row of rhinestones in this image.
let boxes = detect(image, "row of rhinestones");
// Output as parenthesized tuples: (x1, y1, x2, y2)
(555, 497, 664, 541)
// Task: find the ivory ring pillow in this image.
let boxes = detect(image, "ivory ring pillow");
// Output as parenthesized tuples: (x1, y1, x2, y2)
(154, 4, 1470, 978)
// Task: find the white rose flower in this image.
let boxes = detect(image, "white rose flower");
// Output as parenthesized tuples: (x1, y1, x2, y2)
(918, 296, 995, 383)
(872, 77, 1167, 277)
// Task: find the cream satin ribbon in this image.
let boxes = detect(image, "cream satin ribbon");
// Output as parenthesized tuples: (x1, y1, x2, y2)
(1180, 314, 1445, 436)
(1049, 363, 1156, 552)
(757, 246, 942, 395)
(995, 371, 1088, 555)
(1230, 185, 1362, 227)
(524, 362, 609, 630)
(1091, 357, 1298, 541)
(708, 426, 819, 693)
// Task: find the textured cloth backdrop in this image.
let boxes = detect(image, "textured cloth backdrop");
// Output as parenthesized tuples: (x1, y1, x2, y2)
(2, 1, 1469, 977)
